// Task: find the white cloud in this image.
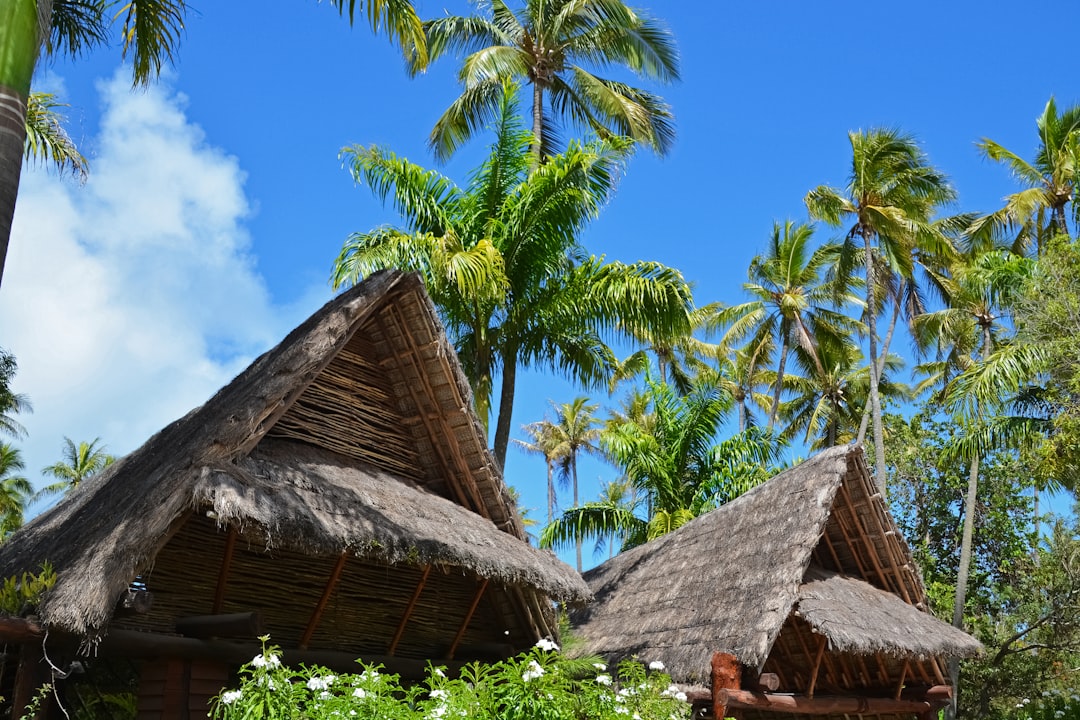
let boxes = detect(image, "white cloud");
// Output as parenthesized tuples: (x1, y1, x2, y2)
(0, 70, 329, 507)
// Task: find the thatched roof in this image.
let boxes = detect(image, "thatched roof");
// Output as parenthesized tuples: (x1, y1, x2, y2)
(795, 566, 981, 660)
(0, 270, 587, 641)
(570, 445, 980, 686)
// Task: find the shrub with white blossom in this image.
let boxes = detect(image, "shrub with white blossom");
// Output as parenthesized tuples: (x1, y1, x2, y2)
(211, 637, 692, 720)
(1014, 689, 1080, 720)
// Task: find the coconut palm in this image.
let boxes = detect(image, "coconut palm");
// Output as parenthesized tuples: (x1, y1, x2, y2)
(333, 84, 693, 472)
(540, 376, 783, 555)
(806, 129, 956, 491)
(590, 477, 637, 559)
(973, 97, 1080, 249)
(0, 0, 427, 289)
(609, 303, 725, 395)
(780, 336, 908, 450)
(0, 349, 31, 440)
(514, 418, 563, 525)
(717, 220, 862, 432)
(410, 0, 679, 162)
(549, 396, 602, 571)
(0, 442, 33, 536)
(35, 436, 114, 501)
(23, 91, 88, 180)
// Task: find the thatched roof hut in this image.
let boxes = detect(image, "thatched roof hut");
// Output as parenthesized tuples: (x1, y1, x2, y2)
(570, 445, 980, 720)
(0, 270, 587, 718)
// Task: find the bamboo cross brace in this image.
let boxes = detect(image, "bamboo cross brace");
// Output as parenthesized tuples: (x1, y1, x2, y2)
(299, 552, 348, 650)
(447, 579, 489, 660)
(807, 633, 827, 698)
(388, 565, 431, 656)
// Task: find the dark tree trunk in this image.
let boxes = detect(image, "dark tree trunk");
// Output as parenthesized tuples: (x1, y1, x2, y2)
(492, 344, 518, 473)
(863, 229, 887, 492)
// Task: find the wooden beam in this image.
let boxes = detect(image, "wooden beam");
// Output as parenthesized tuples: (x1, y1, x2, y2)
(388, 565, 431, 656)
(212, 527, 238, 614)
(0, 616, 42, 643)
(717, 688, 951, 716)
(447, 579, 488, 660)
(11, 641, 46, 719)
(299, 552, 348, 650)
(176, 612, 264, 639)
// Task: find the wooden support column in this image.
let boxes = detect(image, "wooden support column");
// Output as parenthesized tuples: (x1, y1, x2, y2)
(447, 579, 488, 660)
(711, 652, 740, 720)
(388, 565, 430, 656)
(299, 552, 348, 650)
(211, 527, 238, 614)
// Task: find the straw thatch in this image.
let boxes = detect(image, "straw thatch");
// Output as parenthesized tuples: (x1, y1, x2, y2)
(795, 566, 981, 660)
(570, 445, 980, 687)
(0, 270, 587, 643)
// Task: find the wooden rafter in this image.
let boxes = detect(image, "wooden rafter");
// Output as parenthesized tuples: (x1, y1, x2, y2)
(299, 552, 348, 650)
(894, 661, 909, 700)
(447, 579, 489, 660)
(212, 527, 238, 614)
(388, 565, 431, 656)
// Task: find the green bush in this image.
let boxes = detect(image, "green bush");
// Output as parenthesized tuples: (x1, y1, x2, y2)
(211, 637, 692, 720)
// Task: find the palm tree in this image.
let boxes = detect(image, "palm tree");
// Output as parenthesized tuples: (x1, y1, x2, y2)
(540, 375, 783, 555)
(24, 91, 88, 180)
(409, 0, 679, 162)
(590, 477, 637, 559)
(333, 84, 693, 472)
(0, 349, 31, 440)
(781, 335, 908, 450)
(514, 417, 563, 526)
(974, 97, 1080, 249)
(0, 443, 32, 536)
(923, 248, 1036, 705)
(35, 436, 114, 501)
(609, 303, 725, 395)
(806, 129, 956, 491)
(0, 0, 427, 290)
(549, 396, 601, 571)
(718, 220, 861, 432)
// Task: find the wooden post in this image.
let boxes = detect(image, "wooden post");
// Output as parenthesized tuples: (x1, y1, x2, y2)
(711, 652, 740, 720)
(715, 688, 952, 716)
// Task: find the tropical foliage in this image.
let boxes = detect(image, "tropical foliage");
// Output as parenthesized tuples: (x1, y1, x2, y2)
(333, 83, 692, 471)
(35, 437, 115, 501)
(410, 0, 679, 161)
(211, 637, 690, 720)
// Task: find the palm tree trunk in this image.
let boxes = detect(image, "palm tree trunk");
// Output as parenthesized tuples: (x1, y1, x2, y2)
(857, 293, 902, 445)
(492, 344, 518, 474)
(767, 336, 789, 431)
(572, 454, 581, 572)
(863, 230, 887, 492)
(0, 0, 51, 289)
(948, 322, 992, 719)
(530, 81, 544, 166)
(546, 459, 554, 526)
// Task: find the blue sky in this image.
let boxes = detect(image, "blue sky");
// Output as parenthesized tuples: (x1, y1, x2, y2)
(1, 1, 1076, 565)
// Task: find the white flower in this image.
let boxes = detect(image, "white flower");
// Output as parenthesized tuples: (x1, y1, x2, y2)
(433, 668, 446, 678)
(593, 662, 607, 671)
(648, 660, 666, 671)
(307, 676, 335, 691)
(1054, 712, 1064, 719)
(319, 691, 332, 700)
(535, 638, 560, 652)
(221, 690, 242, 705)
(429, 705, 447, 720)
(250, 653, 281, 668)
(675, 692, 687, 702)
(1043, 691, 1053, 698)
(353, 688, 367, 699)
(596, 675, 613, 686)
(522, 660, 545, 682)
(614, 705, 629, 715)
(430, 689, 448, 699)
